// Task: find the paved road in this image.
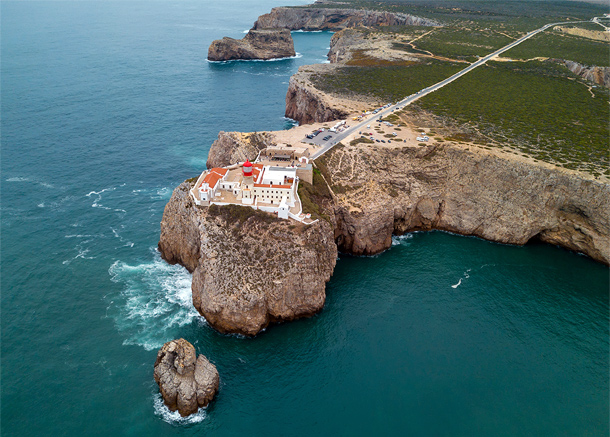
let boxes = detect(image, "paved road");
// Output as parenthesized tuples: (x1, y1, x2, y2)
(307, 19, 590, 159)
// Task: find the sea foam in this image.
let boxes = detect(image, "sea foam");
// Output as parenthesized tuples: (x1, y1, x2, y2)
(153, 393, 207, 425)
(108, 250, 202, 351)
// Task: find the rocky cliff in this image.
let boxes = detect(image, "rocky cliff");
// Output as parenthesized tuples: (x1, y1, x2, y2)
(318, 142, 609, 264)
(208, 28, 295, 62)
(285, 64, 375, 124)
(558, 59, 610, 89)
(159, 132, 608, 336)
(253, 7, 439, 31)
(158, 183, 337, 336)
(206, 131, 275, 169)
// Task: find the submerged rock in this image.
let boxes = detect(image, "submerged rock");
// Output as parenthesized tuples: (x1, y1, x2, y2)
(208, 28, 295, 62)
(153, 339, 219, 417)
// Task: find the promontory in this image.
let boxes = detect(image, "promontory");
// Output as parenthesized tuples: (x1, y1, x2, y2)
(208, 28, 295, 62)
(161, 2, 609, 337)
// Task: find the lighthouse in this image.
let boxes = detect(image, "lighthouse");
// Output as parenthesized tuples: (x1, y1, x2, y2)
(243, 160, 253, 177)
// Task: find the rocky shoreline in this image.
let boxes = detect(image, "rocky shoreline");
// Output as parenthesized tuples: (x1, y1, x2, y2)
(159, 4, 609, 338)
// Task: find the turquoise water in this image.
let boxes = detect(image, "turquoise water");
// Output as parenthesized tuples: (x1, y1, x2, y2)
(2, 1, 608, 435)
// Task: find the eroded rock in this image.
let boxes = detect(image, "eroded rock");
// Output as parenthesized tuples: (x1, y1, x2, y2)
(153, 339, 219, 417)
(208, 28, 295, 62)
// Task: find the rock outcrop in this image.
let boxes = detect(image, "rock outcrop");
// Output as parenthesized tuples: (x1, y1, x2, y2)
(253, 7, 439, 31)
(285, 64, 374, 125)
(159, 183, 337, 336)
(208, 28, 295, 62)
(206, 131, 275, 169)
(154, 339, 219, 417)
(557, 59, 610, 89)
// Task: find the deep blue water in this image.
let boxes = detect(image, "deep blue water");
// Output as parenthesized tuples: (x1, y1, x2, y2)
(2, 1, 608, 435)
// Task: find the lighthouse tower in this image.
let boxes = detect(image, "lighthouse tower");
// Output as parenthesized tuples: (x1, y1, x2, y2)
(241, 160, 254, 205)
(243, 160, 253, 178)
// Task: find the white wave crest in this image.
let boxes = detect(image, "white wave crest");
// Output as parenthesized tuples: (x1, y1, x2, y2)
(153, 393, 207, 425)
(63, 245, 95, 265)
(206, 52, 302, 64)
(391, 234, 414, 246)
(6, 176, 54, 188)
(131, 186, 172, 200)
(107, 251, 201, 351)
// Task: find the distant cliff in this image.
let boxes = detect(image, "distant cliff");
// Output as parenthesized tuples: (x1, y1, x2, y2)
(253, 7, 439, 31)
(208, 28, 295, 61)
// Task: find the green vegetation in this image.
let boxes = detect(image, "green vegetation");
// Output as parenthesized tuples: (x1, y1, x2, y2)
(415, 27, 513, 61)
(207, 204, 277, 224)
(504, 31, 610, 66)
(311, 60, 463, 102)
(417, 60, 609, 174)
(350, 137, 375, 146)
(297, 167, 333, 223)
(303, 0, 607, 33)
(185, 176, 199, 184)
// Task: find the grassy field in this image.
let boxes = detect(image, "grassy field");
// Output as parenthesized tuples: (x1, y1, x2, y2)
(503, 30, 610, 66)
(311, 60, 463, 103)
(416, 60, 609, 175)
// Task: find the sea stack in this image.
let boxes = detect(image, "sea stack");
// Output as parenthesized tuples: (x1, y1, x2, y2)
(153, 339, 219, 417)
(208, 28, 296, 61)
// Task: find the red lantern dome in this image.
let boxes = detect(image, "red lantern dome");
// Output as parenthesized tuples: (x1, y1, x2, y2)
(243, 160, 253, 177)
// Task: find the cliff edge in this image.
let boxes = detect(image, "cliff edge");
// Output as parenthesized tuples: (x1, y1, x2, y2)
(253, 7, 439, 31)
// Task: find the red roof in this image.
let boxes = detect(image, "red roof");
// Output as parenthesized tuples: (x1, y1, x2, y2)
(201, 168, 228, 189)
(243, 160, 252, 168)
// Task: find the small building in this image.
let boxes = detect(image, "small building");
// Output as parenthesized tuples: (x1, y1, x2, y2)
(198, 168, 228, 202)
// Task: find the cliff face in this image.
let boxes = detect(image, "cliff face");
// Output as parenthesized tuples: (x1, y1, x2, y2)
(253, 7, 439, 31)
(285, 64, 374, 125)
(208, 28, 295, 62)
(558, 59, 610, 89)
(319, 142, 609, 264)
(158, 183, 337, 336)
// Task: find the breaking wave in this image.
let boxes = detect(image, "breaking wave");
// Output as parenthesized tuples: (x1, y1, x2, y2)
(206, 52, 302, 63)
(153, 393, 207, 425)
(107, 250, 202, 351)
(391, 234, 414, 246)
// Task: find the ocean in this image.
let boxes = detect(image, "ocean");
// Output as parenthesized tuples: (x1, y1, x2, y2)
(1, 1, 608, 435)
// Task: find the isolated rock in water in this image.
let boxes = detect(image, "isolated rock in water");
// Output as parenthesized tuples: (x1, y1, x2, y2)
(208, 28, 295, 61)
(153, 339, 219, 417)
